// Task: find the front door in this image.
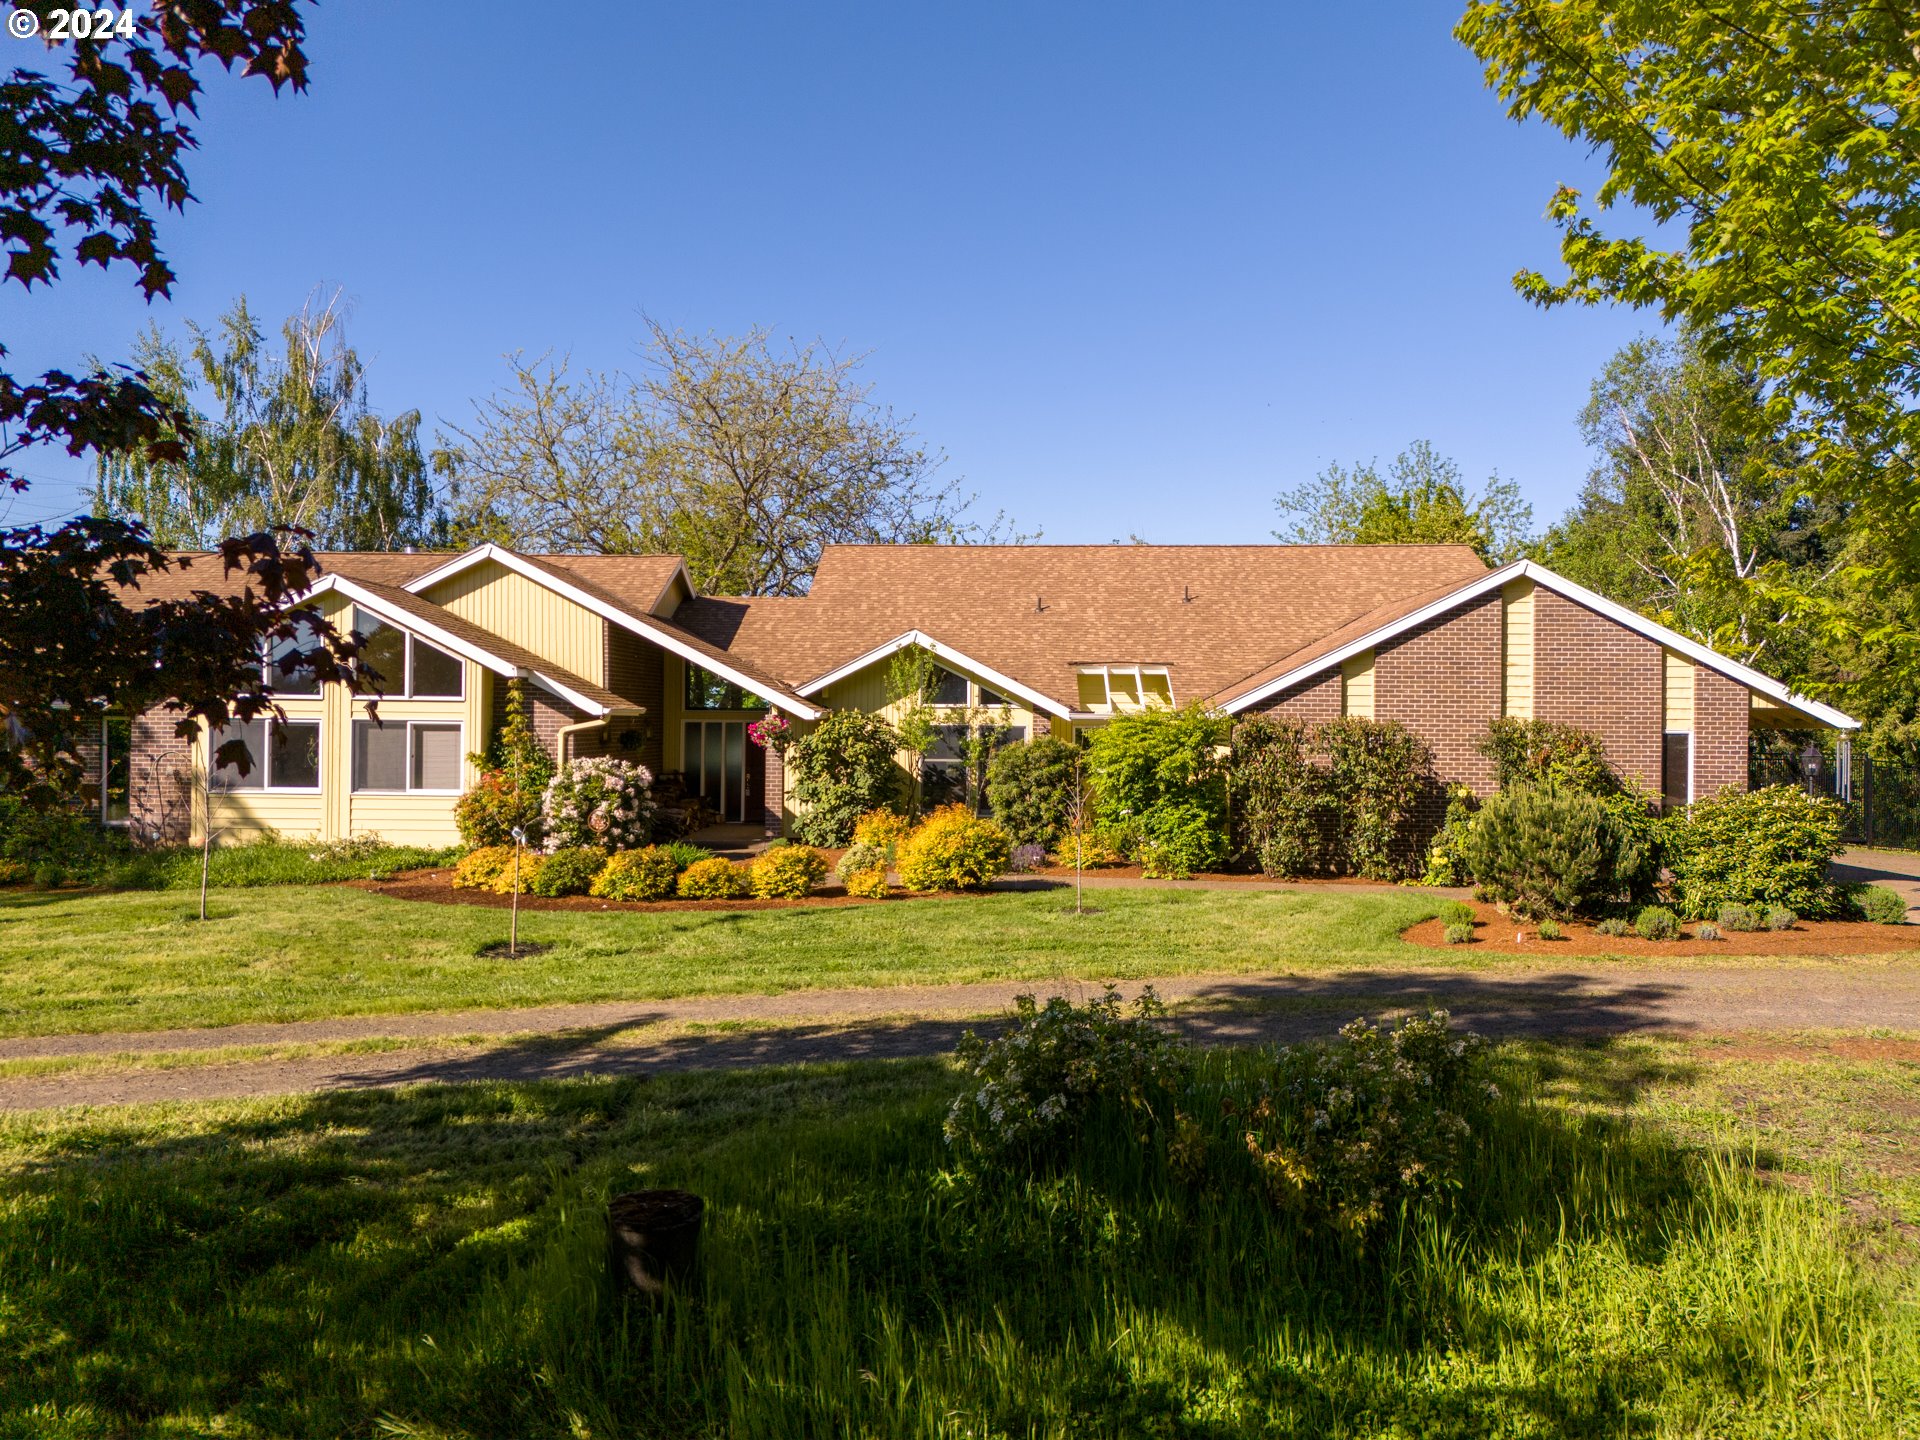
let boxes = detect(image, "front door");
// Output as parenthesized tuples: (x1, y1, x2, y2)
(684, 720, 749, 823)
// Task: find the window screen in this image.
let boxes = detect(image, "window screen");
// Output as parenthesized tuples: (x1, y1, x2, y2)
(210, 719, 266, 789)
(1661, 732, 1691, 810)
(353, 719, 408, 791)
(411, 724, 463, 791)
(409, 638, 463, 698)
(271, 721, 322, 789)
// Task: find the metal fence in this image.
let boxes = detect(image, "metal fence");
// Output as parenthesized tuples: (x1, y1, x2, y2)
(1750, 730, 1920, 849)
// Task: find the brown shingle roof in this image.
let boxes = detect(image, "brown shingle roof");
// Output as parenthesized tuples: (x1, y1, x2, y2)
(119, 551, 458, 603)
(674, 544, 1491, 711)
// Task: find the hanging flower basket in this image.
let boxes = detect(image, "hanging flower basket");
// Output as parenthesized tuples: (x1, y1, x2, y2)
(747, 714, 791, 753)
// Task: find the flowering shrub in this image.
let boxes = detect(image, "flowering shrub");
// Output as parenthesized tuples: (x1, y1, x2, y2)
(1240, 1011, 1492, 1243)
(541, 758, 657, 852)
(785, 711, 902, 846)
(529, 846, 607, 898)
(1008, 842, 1046, 873)
(452, 845, 516, 891)
(454, 771, 544, 849)
(750, 844, 829, 899)
(1665, 784, 1845, 919)
(746, 713, 792, 753)
(676, 856, 753, 899)
(1047, 831, 1125, 869)
(944, 987, 1187, 1166)
(589, 846, 678, 902)
(896, 804, 1011, 891)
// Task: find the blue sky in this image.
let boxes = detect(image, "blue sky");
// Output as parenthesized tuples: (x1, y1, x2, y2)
(4, 2, 1659, 543)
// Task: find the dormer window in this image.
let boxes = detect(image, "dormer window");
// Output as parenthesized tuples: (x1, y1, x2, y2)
(1074, 665, 1173, 713)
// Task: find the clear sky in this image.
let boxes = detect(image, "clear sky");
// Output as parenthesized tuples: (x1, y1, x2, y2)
(4, 1, 1661, 543)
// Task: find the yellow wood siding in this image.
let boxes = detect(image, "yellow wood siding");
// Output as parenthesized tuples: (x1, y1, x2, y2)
(1501, 578, 1535, 719)
(419, 558, 606, 684)
(195, 697, 327, 843)
(1340, 650, 1375, 718)
(1663, 649, 1695, 731)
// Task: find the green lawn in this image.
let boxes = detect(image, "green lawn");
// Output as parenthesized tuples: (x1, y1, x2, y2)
(0, 1038, 1912, 1438)
(0, 884, 1446, 1038)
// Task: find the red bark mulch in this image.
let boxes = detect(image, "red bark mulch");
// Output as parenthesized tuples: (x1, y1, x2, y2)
(1402, 897, 1920, 956)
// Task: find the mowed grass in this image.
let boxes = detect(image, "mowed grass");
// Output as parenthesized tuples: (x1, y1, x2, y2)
(0, 884, 1441, 1038)
(0, 1039, 1914, 1438)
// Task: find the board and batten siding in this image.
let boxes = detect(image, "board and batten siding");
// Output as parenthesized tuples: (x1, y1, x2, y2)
(1663, 649, 1695, 732)
(1339, 650, 1375, 718)
(418, 558, 606, 687)
(197, 695, 327, 843)
(1501, 577, 1535, 719)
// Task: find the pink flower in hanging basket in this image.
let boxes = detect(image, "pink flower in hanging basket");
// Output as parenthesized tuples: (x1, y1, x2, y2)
(747, 714, 791, 752)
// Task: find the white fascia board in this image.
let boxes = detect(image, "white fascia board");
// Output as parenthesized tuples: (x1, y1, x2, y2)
(306, 575, 614, 718)
(1509, 561, 1858, 729)
(1216, 559, 1859, 730)
(400, 544, 821, 720)
(798, 630, 1074, 719)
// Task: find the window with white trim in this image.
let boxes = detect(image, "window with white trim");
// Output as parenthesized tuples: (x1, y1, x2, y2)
(99, 715, 131, 824)
(209, 718, 323, 792)
(927, 664, 1011, 709)
(352, 609, 464, 699)
(352, 719, 463, 793)
(1073, 665, 1173, 713)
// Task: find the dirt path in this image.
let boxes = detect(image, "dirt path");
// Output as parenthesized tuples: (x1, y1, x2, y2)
(4, 960, 1918, 1112)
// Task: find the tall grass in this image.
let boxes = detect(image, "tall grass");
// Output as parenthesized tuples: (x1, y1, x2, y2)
(3, 1053, 1904, 1436)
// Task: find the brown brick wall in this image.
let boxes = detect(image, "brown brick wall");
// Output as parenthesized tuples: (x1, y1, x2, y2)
(605, 628, 666, 775)
(1374, 591, 1503, 795)
(1693, 665, 1750, 799)
(1243, 671, 1340, 725)
(493, 681, 595, 763)
(1532, 587, 1664, 795)
(761, 741, 784, 837)
(127, 712, 194, 844)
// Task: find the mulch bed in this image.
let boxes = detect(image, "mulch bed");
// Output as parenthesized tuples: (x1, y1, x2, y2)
(1403, 897, 1920, 956)
(348, 868, 962, 913)
(1023, 864, 1380, 884)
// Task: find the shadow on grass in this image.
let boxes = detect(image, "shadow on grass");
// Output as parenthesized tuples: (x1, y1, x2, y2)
(2, 1040, 1874, 1439)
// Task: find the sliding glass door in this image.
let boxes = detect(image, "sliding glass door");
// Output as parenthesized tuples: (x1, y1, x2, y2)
(683, 720, 757, 823)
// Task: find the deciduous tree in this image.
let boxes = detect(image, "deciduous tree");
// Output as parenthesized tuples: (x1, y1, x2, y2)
(1274, 440, 1532, 561)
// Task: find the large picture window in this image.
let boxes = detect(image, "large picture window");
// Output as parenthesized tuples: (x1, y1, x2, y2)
(210, 718, 323, 792)
(684, 663, 768, 712)
(352, 610, 465, 699)
(926, 665, 1010, 708)
(264, 618, 323, 695)
(353, 719, 463, 793)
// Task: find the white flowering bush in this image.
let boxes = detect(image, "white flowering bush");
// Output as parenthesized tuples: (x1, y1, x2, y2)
(943, 987, 1188, 1166)
(1240, 1011, 1493, 1243)
(540, 758, 657, 852)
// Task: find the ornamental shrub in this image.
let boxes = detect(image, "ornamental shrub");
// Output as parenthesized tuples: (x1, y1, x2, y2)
(675, 856, 752, 899)
(843, 866, 890, 899)
(1321, 716, 1433, 879)
(1765, 905, 1799, 931)
(452, 845, 517, 890)
(1594, 917, 1632, 938)
(1717, 902, 1761, 932)
(488, 852, 545, 895)
(1049, 831, 1125, 869)
(541, 758, 657, 852)
(1536, 918, 1563, 940)
(589, 846, 678, 902)
(1008, 842, 1047, 873)
(453, 771, 544, 849)
(1443, 922, 1474, 945)
(1460, 786, 1648, 919)
(1695, 922, 1722, 940)
(1086, 704, 1230, 873)
(1240, 1012, 1492, 1243)
(943, 987, 1187, 1167)
(785, 712, 902, 846)
(1634, 905, 1681, 941)
(983, 736, 1080, 849)
(1439, 899, 1475, 926)
(662, 841, 713, 872)
(896, 804, 1012, 891)
(834, 841, 891, 883)
(1857, 886, 1909, 925)
(1230, 715, 1328, 876)
(1665, 785, 1845, 919)
(751, 844, 829, 899)
(529, 846, 606, 898)
(1419, 784, 1480, 887)
(851, 808, 912, 857)
(1480, 716, 1620, 794)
